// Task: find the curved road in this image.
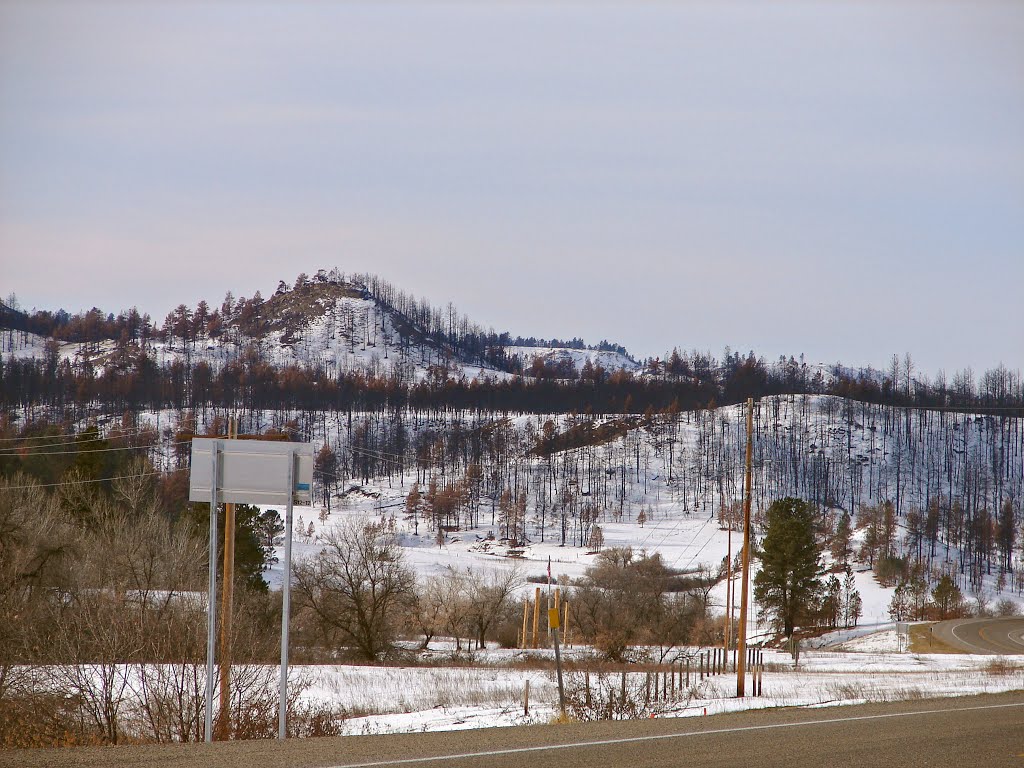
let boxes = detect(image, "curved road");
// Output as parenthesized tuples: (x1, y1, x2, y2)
(4, 693, 1024, 768)
(932, 617, 1024, 654)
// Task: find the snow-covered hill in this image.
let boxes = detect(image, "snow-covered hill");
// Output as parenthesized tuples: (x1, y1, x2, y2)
(100, 394, 1023, 633)
(504, 345, 640, 374)
(1, 276, 639, 384)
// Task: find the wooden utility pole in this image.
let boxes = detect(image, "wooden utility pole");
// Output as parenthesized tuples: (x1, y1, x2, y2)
(725, 515, 732, 664)
(521, 600, 529, 649)
(729, 540, 737, 670)
(736, 397, 754, 697)
(217, 416, 237, 739)
(531, 587, 541, 648)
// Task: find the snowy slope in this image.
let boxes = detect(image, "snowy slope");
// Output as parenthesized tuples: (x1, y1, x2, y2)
(1, 284, 509, 382)
(505, 345, 640, 374)
(193, 395, 1022, 634)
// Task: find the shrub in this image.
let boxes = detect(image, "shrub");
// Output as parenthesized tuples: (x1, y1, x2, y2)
(995, 598, 1022, 617)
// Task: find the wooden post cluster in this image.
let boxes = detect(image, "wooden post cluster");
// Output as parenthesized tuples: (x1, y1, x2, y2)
(519, 591, 571, 650)
(607, 661, 699, 710)
(741, 646, 766, 696)
(697, 648, 732, 680)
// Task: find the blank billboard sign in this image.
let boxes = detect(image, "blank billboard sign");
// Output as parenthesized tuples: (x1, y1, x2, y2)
(188, 438, 314, 505)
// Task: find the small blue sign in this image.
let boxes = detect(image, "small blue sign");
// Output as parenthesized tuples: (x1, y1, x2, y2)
(295, 482, 310, 491)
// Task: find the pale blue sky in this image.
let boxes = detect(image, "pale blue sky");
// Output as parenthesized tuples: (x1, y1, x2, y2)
(1, 1, 1021, 375)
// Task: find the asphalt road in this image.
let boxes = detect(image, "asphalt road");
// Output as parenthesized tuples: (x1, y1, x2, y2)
(4, 692, 1024, 768)
(932, 617, 1024, 654)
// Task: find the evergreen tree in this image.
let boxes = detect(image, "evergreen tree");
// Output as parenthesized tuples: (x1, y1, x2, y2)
(754, 497, 823, 637)
(822, 574, 841, 627)
(186, 502, 274, 592)
(405, 482, 422, 535)
(841, 566, 861, 627)
(932, 575, 963, 619)
(831, 510, 853, 567)
(888, 581, 912, 621)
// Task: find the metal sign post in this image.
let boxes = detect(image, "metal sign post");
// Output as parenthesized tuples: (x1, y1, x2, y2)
(278, 451, 294, 739)
(189, 438, 313, 742)
(549, 606, 566, 719)
(204, 442, 220, 743)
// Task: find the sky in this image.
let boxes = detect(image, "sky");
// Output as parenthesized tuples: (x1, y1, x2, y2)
(1, 1, 1021, 376)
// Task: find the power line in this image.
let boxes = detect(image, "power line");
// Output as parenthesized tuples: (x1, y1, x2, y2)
(1, 471, 164, 491)
(0, 425, 163, 445)
(674, 523, 727, 573)
(637, 499, 701, 553)
(351, 443, 404, 459)
(349, 445, 406, 465)
(0, 441, 185, 458)
(0, 432, 125, 446)
(667, 512, 720, 572)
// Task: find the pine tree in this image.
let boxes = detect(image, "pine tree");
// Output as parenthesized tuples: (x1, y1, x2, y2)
(831, 511, 853, 567)
(822, 574, 842, 627)
(405, 482, 422, 535)
(841, 566, 861, 627)
(932, 575, 963, 619)
(754, 497, 824, 637)
(888, 581, 911, 621)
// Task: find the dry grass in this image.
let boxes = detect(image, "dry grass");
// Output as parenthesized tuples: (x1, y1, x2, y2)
(908, 623, 963, 654)
(316, 667, 527, 716)
(983, 657, 1023, 676)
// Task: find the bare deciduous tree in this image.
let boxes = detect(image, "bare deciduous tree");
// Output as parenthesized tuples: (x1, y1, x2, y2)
(294, 519, 415, 660)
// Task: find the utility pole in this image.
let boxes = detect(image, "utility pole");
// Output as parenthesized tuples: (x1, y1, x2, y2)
(217, 416, 237, 739)
(736, 397, 754, 697)
(720, 483, 731, 664)
(725, 511, 732, 666)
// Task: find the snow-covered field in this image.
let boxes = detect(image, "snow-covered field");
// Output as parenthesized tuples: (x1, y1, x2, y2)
(265, 493, 986, 632)
(289, 642, 1024, 735)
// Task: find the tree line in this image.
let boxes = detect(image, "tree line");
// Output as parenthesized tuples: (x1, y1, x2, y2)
(3, 346, 1021, 425)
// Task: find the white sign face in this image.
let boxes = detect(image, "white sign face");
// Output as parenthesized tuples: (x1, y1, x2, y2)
(189, 438, 314, 505)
